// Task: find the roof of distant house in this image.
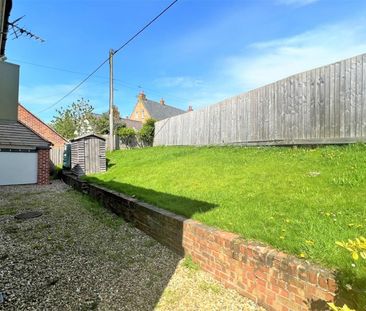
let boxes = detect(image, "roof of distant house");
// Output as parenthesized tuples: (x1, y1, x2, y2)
(93, 112, 143, 130)
(0, 120, 51, 149)
(120, 117, 143, 130)
(143, 98, 186, 120)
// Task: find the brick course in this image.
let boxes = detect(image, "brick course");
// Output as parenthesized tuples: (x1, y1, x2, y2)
(62, 173, 340, 311)
(18, 104, 67, 147)
(37, 149, 50, 185)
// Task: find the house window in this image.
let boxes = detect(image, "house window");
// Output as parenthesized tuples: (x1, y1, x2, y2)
(135, 111, 138, 119)
(142, 110, 144, 119)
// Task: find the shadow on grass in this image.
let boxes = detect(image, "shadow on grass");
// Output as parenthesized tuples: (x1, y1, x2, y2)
(106, 158, 115, 169)
(76, 175, 217, 310)
(334, 269, 366, 310)
(85, 177, 216, 218)
(75, 174, 366, 310)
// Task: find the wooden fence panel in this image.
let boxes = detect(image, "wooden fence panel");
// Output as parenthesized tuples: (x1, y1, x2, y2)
(154, 53, 366, 146)
(50, 146, 64, 166)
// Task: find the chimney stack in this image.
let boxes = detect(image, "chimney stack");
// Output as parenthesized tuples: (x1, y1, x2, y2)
(138, 91, 146, 101)
(160, 98, 165, 105)
(188, 105, 193, 112)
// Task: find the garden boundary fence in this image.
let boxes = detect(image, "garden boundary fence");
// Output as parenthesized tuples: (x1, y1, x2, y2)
(154, 53, 366, 146)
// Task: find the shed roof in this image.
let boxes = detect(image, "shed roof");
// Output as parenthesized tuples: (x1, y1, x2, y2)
(71, 133, 106, 142)
(0, 120, 51, 149)
(144, 99, 186, 120)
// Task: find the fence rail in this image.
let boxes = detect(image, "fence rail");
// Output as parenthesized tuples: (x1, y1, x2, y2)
(154, 53, 366, 146)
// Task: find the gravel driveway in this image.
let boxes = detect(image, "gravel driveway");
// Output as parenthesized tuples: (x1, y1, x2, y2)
(0, 181, 263, 311)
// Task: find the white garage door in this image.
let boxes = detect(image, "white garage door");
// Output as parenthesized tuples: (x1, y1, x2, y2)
(0, 152, 38, 185)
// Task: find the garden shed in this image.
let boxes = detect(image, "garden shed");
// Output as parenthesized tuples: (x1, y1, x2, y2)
(70, 134, 106, 176)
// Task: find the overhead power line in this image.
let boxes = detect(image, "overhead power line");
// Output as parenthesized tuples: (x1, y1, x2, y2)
(11, 57, 191, 104)
(38, 0, 179, 114)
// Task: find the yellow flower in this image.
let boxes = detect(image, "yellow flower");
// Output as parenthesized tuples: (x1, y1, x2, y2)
(336, 237, 366, 261)
(352, 252, 359, 261)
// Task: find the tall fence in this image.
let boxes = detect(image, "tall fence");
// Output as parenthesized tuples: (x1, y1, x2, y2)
(50, 146, 64, 166)
(102, 135, 120, 151)
(154, 53, 366, 146)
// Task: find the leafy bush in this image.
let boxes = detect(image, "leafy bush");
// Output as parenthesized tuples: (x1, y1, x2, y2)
(118, 127, 136, 148)
(50, 165, 62, 180)
(138, 118, 156, 146)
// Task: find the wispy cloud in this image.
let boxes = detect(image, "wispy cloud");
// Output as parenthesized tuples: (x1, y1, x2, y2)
(276, 0, 319, 7)
(223, 19, 366, 90)
(172, 17, 366, 112)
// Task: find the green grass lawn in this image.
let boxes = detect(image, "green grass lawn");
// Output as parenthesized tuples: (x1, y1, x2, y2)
(85, 144, 366, 300)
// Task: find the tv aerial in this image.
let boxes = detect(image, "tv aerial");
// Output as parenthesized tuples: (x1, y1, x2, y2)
(1, 0, 45, 59)
(8, 15, 45, 43)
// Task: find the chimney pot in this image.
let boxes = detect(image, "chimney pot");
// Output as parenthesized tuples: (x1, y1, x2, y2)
(160, 98, 165, 105)
(188, 105, 193, 112)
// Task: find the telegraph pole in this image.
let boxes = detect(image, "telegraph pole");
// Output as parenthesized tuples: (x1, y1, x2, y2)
(109, 48, 114, 151)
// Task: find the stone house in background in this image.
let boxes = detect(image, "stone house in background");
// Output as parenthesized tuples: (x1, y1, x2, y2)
(18, 103, 68, 165)
(129, 91, 191, 123)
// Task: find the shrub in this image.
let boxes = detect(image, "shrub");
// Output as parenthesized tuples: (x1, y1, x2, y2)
(118, 127, 136, 148)
(138, 118, 156, 146)
(50, 165, 62, 180)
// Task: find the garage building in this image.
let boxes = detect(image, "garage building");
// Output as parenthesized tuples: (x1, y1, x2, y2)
(0, 120, 51, 185)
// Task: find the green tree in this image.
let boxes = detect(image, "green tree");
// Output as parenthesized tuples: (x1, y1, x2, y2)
(92, 112, 109, 134)
(118, 126, 136, 148)
(138, 118, 156, 146)
(92, 105, 121, 135)
(50, 98, 95, 140)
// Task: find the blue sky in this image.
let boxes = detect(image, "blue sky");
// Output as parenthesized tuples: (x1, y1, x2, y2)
(5, 0, 366, 122)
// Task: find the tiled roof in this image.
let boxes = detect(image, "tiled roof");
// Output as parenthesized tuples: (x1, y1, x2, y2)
(0, 120, 51, 149)
(144, 99, 186, 120)
(18, 104, 69, 146)
(119, 118, 143, 130)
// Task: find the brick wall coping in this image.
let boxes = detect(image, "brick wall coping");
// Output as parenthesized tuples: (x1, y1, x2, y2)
(61, 172, 339, 311)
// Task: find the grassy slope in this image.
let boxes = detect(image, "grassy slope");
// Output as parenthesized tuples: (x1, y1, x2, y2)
(85, 145, 366, 278)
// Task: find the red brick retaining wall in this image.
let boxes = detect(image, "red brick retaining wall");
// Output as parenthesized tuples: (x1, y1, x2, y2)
(37, 149, 50, 185)
(183, 220, 336, 311)
(61, 172, 338, 311)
